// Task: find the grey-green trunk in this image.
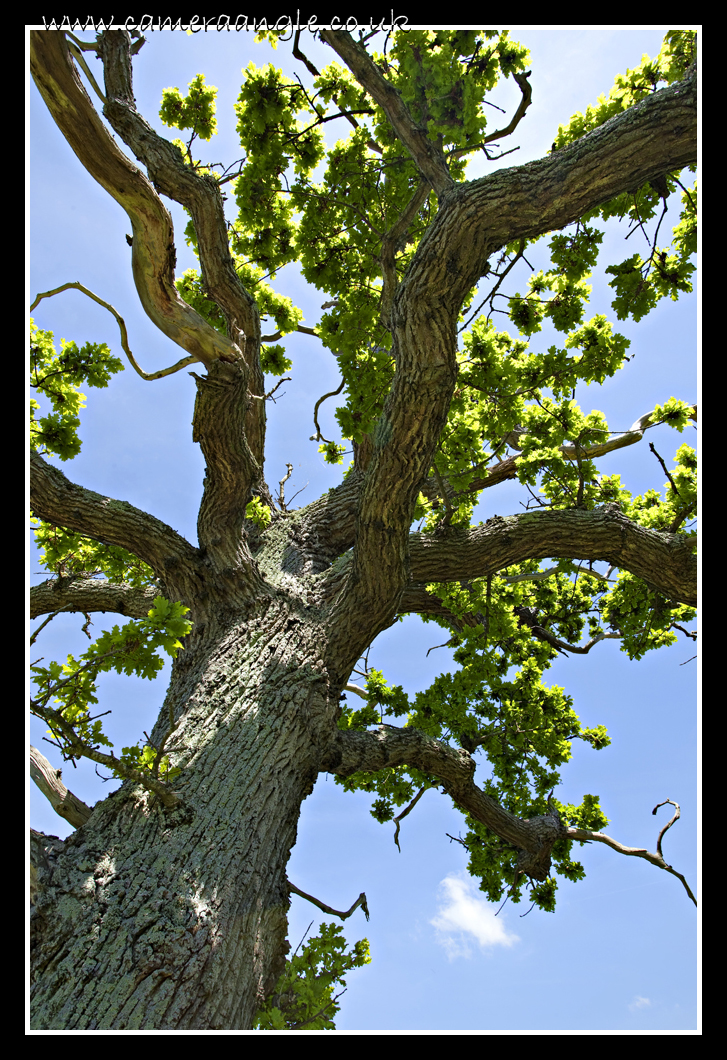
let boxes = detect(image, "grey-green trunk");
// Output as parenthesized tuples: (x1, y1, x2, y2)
(31, 603, 332, 1029)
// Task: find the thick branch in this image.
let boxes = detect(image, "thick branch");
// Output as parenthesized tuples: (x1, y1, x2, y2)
(191, 361, 263, 574)
(30, 745, 93, 829)
(408, 507, 696, 608)
(379, 179, 430, 328)
(321, 724, 565, 879)
(318, 31, 454, 197)
(321, 63, 696, 681)
(30, 451, 201, 600)
(30, 31, 238, 371)
(322, 726, 696, 901)
(95, 30, 266, 469)
(30, 577, 161, 621)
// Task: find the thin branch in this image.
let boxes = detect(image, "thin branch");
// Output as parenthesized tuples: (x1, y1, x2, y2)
(255, 376, 291, 402)
(649, 442, 681, 497)
(278, 462, 293, 511)
(567, 801, 697, 907)
(652, 798, 681, 859)
(310, 378, 345, 444)
(31, 283, 199, 380)
(482, 71, 533, 145)
(30, 611, 61, 647)
(65, 37, 107, 104)
(289, 990, 347, 1030)
(393, 785, 430, 852)
(287, 880, 370, 921)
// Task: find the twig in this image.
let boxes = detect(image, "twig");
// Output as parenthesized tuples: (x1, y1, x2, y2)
(266, 376, 291, 401)
(393, 785, 430, 852)
(446, 832, 469, 849)
(30, 282, 199, 380)
(310, 378, 345, 444)
(649, 442, 681, 497)
(287, 880, 370, 921)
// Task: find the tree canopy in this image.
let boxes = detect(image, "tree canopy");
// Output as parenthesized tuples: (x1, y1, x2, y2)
(30, 26, 697, 1031)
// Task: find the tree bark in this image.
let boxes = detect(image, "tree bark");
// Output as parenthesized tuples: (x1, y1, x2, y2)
(31, 608, 333, 1029)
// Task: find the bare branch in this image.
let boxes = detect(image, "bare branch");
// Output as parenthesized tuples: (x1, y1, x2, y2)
(30, 745, 93, 829)
(278, 463, 293, 512)
(567, 800, 697, 907)
(31, 283, 199, 380)
(30, 577, 161, 621)
(287, 880, 369, 921)
(310, 379, 345, 445)
(393, 785, 430, 851)
(345, 682, 368, 700)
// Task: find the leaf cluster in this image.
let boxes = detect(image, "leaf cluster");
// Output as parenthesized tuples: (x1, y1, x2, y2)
(31, 598, 192, 782)
(253, 922, 370, 1029)
(30, 320, 123, 462)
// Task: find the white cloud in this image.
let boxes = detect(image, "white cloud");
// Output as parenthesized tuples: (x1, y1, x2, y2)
(628, 996, 652, 1011)
(429, 873, 520, 959)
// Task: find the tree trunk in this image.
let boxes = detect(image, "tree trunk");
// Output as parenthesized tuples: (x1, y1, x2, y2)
(31, 601, 334, 1030)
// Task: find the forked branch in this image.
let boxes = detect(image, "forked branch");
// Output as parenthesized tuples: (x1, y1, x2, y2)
(324, 725, 696, 905)
(567, 799, 696, 907)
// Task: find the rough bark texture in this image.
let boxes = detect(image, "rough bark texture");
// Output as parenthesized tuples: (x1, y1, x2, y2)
(29, 30, 697, 1029)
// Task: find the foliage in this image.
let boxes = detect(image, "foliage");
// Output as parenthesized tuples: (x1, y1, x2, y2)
(253, 923, 370, 1029)
(245, 495, 273, 529)
(31, 598, 193, 781)
(30, 319, 124, 462)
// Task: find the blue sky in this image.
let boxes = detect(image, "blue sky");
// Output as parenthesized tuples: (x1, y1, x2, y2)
(28, 25, 699, 1032)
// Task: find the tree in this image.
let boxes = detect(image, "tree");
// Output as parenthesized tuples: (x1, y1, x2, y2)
(29, 25, 697, 1031)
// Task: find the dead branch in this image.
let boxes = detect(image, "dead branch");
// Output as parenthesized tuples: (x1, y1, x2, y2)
(287, 880, 370, 921)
